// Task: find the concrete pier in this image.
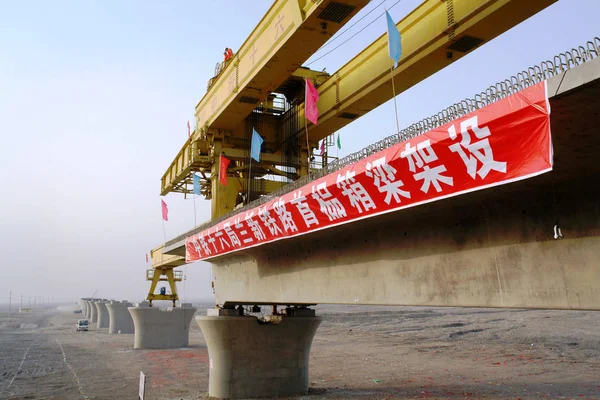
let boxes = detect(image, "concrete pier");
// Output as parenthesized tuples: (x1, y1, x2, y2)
(88, 300, 98, 323)
(106, 301, 134, 334)
(129, 303, 196, 349)
(87, 300, 96, 319)
(80, 299, 87, 317)
(94, 300, 109, 328)
(196, 311, 321, 399)
(82, 299, 90, 318)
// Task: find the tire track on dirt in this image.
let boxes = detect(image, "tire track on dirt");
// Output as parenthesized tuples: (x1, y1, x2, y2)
(56, 339, 88, 399)
(1, 345, 31, 395)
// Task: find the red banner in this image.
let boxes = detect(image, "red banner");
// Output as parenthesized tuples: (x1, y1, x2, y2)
(186, 81, 552, 262)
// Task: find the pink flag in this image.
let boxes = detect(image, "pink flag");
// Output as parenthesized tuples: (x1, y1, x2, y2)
(145, 254, 149, 263)
(187, 121, 191, 138)
(305, 78, 319, 125)
(161, 200, 169, 221)
(320, 140, 325, 156)
(219, 155, 231, 186)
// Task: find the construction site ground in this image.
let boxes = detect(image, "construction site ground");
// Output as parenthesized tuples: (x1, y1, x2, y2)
(0, 304, 598, 400)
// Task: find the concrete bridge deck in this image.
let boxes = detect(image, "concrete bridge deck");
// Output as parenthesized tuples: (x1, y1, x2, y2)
(165, 48, 600, 310)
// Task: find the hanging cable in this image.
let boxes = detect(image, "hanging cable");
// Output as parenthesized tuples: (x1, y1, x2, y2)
(306, 0, 405, 67)
(317, 0, 387, 51)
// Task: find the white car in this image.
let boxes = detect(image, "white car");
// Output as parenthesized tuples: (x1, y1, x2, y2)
(76, 319, 89, 331)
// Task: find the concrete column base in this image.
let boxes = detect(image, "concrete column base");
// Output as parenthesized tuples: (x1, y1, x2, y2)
(85, 300, 91, 318)
(83, 300, 91, 319)
(196, 313, 322, 399)
(106, 301, 134, 334)
(81, 299, 89, 318)
(88, 300, 98, 323)
(129, 304, 196, 349)
(95, 301, 110, 329)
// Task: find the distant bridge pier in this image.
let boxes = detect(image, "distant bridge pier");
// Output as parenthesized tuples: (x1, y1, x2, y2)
(106, 300, 134, 334)
(197, 307, 321, 399)
(82, 299, 89, 318)
(94, 300, 110, 329)
(80, 298, 90, 317)
(128, 302, 196, 349)
(87, 299, 97, 319)
(88, 300, 98, 323)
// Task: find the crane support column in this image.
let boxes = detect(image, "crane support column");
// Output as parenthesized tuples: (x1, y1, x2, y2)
(196, 308, 321, 399)
(146, 267, 183, 307)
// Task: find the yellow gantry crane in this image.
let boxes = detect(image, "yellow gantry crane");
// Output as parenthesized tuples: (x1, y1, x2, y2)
(152, 0, 557, 275)
(146, 244, 185, 307)
(161, 0, 369, 219)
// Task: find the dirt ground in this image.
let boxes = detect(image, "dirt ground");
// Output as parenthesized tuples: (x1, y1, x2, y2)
(0, 304, 598, 400)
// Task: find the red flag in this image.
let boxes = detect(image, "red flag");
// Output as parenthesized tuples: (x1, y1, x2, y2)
(219, 155, 230, 186)
(187, 121, 191, 138)
(305, 78, 319, 125)
(161, 199, 169, 221)
(145, 254, 148, 263)
(320, 140, 325, 156)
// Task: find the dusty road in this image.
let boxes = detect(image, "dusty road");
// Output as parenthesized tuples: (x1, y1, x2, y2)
(0, 305, 598, 399)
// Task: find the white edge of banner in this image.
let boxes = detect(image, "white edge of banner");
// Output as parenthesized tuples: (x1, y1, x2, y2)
(544, 80, 555, 167)
(188, 82, 554, 263)
(190, 168, 554, 263)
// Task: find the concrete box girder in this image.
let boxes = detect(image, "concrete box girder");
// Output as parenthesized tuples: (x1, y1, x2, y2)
(206, 59, 600, 309)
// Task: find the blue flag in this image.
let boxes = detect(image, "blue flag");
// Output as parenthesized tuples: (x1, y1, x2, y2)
(386, 11, 402, 69)
(193, 174, 201, 195)
(251, 128, 263, 162)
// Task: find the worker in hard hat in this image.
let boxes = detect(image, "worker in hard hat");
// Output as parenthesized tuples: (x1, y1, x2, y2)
(223, 47, 234, 61)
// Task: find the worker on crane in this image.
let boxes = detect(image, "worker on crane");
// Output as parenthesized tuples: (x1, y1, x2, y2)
(223, 47, 234, 61)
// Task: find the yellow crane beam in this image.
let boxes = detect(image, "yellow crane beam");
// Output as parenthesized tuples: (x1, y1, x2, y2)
(150, 244, 185, 268)
(193, 0, 369, 136)
(298, 0, 557, 143)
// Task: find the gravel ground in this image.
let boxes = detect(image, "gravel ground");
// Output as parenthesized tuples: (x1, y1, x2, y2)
(0, 305, 598, 399)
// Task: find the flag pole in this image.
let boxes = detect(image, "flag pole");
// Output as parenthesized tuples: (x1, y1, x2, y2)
(193, 194, 197, 227)
(305, 122, 311, 177)
(304, 79, 311, 178)
(183, 264, 187, 303)
(390, 64, 400, 134)
(247, 159, 252, 205)
(161, 219, 167, 243)
(385, 7, 401, 134)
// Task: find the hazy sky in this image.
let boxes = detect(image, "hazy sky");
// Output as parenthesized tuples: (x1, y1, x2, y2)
(0, 0, 597, 304)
